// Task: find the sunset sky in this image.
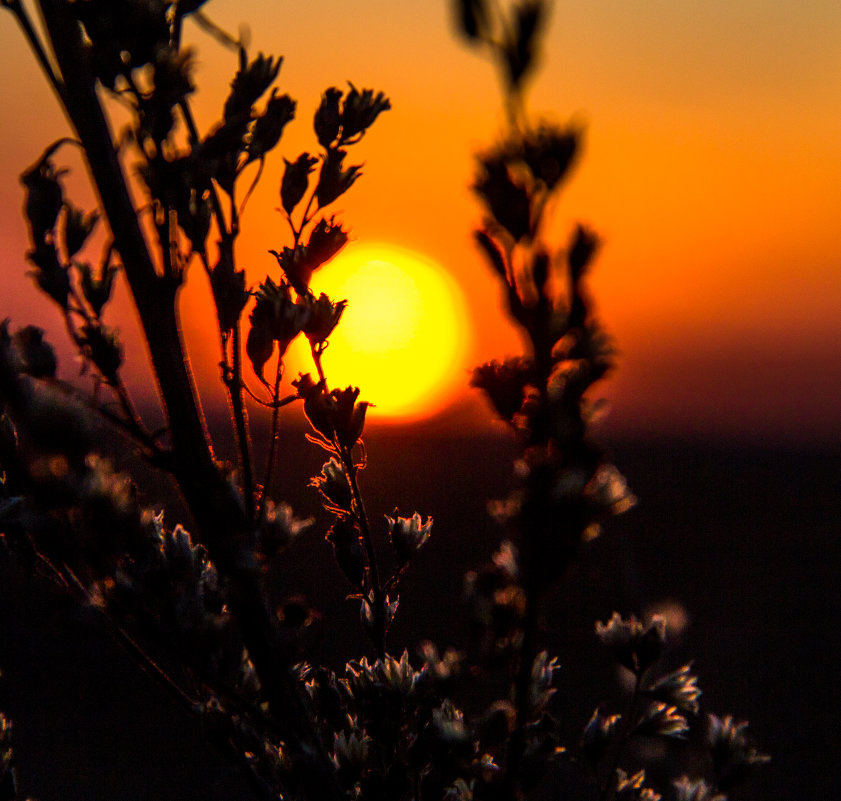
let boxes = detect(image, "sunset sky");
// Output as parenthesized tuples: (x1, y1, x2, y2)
(1, 0, 839, 444)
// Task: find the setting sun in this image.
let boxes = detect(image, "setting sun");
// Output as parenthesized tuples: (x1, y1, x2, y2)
(286, 244, 470, 421)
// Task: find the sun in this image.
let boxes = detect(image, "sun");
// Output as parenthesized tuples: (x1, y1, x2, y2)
(286, 244, 471, 421)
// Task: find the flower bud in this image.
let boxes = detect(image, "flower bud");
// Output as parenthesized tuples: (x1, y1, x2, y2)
(595, 612, 666, 675)
(280, 153, 317, 215)
(314, 87, 342, 148)
(339, 83, 391, 142)
(316, 148, 362, 208)
(310, 458, 353, 515)
(331, 386, 370, 450)
(386, 511, 433, 566)
(303, 293, 346, 346)
(247, 90, 295, 162)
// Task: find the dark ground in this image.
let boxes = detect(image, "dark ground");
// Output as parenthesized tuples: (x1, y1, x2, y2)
(1, 426, 838, 800)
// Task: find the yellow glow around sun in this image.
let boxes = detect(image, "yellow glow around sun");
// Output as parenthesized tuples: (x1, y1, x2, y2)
(287, 244, 470, 420)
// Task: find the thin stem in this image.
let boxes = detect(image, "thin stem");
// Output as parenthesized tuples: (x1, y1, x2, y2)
(191, 8, 241, 50)
(311, 341, 328, 385)
(344, 448, 386, 659)
(256, 354, 285, 520)
(292, 185, 319, 247)
(237, 156, 264, 220)
(59, 561, 198, 712)
(5, 0, 64, 101)
(229, 319, 255, 521)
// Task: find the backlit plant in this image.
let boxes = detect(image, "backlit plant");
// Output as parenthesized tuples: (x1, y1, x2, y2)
(0, 1, 766, 799)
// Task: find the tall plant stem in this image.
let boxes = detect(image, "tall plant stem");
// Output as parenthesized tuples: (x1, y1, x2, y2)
(507, 582, 540, 799)
(34, 5, 343, 797)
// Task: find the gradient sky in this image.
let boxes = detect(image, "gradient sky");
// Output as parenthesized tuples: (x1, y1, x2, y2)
(1, 0, 840, 444)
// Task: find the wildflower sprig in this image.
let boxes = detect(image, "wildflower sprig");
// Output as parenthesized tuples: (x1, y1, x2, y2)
(242, 82, 389, 523)
(457, 0, 638, 795)
(455, 3, 766, 801)
(294, 369, 432, 658)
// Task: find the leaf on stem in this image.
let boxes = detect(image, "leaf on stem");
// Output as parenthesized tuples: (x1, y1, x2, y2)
(339, 83, 390, 143)
(209, 248, 248, 334)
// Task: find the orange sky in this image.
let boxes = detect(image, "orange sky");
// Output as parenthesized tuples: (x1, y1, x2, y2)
(1, 1, 840, 444)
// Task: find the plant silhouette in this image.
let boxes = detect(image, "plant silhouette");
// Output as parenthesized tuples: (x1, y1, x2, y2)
(0, 1, 766, 799)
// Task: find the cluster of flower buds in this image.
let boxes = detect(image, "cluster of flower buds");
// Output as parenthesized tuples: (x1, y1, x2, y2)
(67, 0, 211, 91)
(454, 0, 548, 94)
(673, 777, 726, 801)
(614, 769, 663, 801)
(595, 612, 667, 677)
(386, 511, 433, 568)
(294, 376, 370, 452)
(243, 83, 387, 373)
(314, 83, 391, 150)
(464, 540, 528, 663)
(583, 612, 767, 799)
(245, 279, 347, 382)
(468, 119, 633, 596)
(20, 146, 123, 386)
(199, 52, 294, 197)
(707, 714, 770, 791)
(269, 217, 348, 295)
(294, 374, 434, 652)
(300, 650, 497, 801)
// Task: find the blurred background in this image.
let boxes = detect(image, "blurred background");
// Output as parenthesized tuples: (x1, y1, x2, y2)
(0, 1, 839, 799)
